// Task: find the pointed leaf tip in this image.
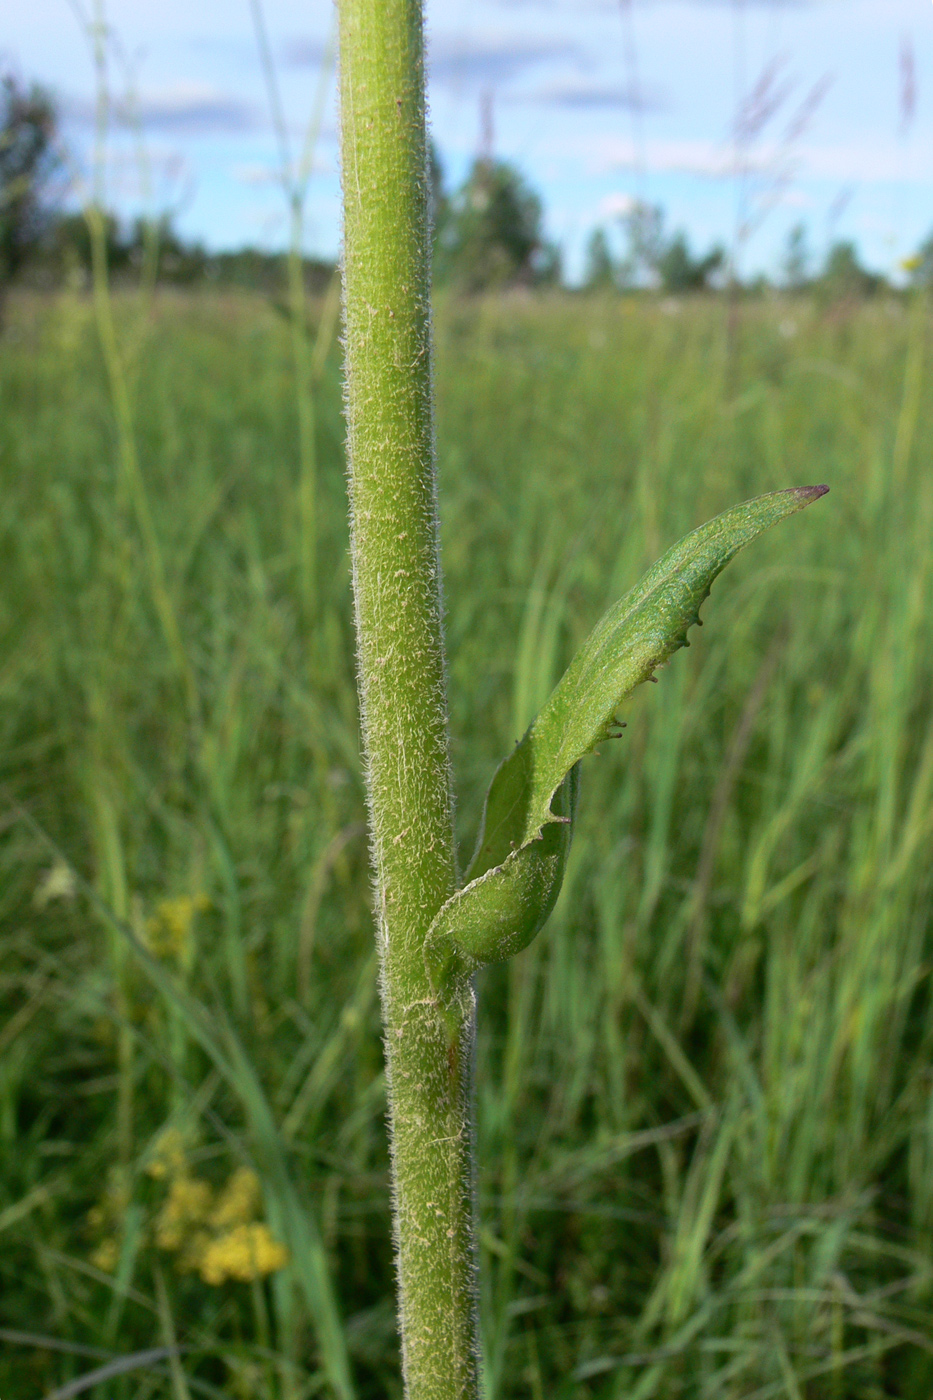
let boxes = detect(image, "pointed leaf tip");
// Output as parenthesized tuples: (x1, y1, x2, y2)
(793, 484, 829, 502)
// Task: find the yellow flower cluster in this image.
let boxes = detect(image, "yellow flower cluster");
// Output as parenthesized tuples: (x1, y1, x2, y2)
(198, 1222, 290, 1286)
(89, 1131, 291, 1282)
(154, 1174, 214, 1254)
(210, 1165, 261, 1228)
(87, 1127, 290, 1287)
(144, 893, 210, 962)
(146, 1135, 289, 1285)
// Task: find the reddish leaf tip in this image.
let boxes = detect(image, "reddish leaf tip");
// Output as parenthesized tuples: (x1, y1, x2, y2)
(795, 484, 829, 501)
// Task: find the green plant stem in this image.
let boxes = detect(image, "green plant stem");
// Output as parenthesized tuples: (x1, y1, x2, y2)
(338, 1, 479, 1396)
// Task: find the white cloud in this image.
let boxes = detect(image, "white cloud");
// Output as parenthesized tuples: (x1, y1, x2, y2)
(133, 84, 258, 134)
(64, 82, 260, 136)
(233, 163, 279, 187)
(581, 134, 932, 185)
(598, 191, 638, 218)
(427, 33, 582, 88)
(517, 79, 662, 111)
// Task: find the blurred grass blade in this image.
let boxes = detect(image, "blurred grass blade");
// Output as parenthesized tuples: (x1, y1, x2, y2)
(428, 487, 827, 979)
(0, 1329, 112, 1360)
(40, 1348, 178, 1400)
(155, 1267, 193, 1400)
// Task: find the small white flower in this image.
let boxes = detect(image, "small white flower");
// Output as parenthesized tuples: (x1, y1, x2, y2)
(34, 860, 78, 907)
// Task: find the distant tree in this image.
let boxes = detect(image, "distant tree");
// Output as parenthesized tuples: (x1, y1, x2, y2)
(614, 202, 722, 293)
(43, 211, 211, 287)
(435, 157, 545, 292)
(656, 232, 724, 294)
(819, 240, 882, 299)
(428, 141, 450, 255)
(617, 201, 665, 287)
(0, 74, 63, 319)
(532, 239, 562, 287)
(782, 223, 811, 291)
(582, 227, 615, 291)
(144, 217, 208, 284)
(47, 210, 128, 277)
(905, 230, 933, 289)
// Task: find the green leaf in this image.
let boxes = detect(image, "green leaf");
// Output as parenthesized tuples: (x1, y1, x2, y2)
(426, 486, 827, 987)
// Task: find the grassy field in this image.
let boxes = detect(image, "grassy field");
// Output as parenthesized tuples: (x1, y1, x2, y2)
(2, 283, 933, 1399)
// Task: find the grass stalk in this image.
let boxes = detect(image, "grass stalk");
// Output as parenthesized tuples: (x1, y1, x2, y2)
(337, 0, 479, 1395)
(85, 0, 196, 716)
(249, 0, 336, 616)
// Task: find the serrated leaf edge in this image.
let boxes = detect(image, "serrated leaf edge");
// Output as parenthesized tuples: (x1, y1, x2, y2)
(427, 486, 829, 991)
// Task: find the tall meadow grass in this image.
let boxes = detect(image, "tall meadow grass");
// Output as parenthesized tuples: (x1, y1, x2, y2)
(1, 287, 932, 1397)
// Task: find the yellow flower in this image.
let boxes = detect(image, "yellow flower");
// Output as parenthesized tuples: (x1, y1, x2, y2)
(90, 1237, 119, 1272)
(198, 1223, 290, 1285)
(146, 1125, 188, 1180)
(147, 1147, 286, 1285)
(210, 1167, 261, 1229)
(145, 893, 209, 962)
(155, 1175, 214, 1251)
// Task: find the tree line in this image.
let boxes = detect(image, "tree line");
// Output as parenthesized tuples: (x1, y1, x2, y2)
(581, 209, 914, 300)
(2, 71, 931, 305)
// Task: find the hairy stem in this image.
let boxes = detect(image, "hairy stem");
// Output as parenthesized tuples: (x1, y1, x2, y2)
(337, 1, 480, 1396)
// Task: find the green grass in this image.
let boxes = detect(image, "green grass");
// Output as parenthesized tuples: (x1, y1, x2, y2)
(2, 284, 933, 1398)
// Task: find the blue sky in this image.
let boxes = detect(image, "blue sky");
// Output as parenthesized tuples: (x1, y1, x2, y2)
(4, 0, 933, 282)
